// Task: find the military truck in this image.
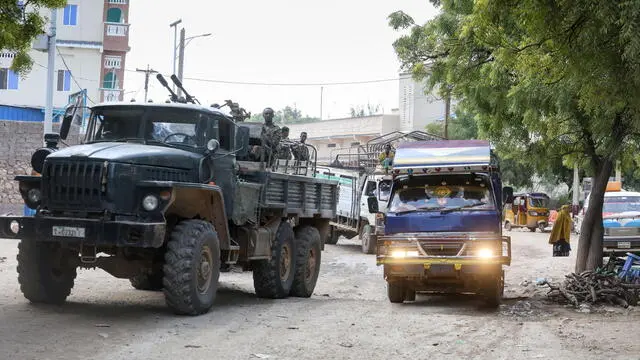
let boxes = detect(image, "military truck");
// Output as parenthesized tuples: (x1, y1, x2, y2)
(0, 75, 338, 315)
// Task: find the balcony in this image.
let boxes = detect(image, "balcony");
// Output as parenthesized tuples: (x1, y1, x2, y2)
(103, 22, 130, 52)
(108, 0, 127, 3)
(104, 56, 122, 69)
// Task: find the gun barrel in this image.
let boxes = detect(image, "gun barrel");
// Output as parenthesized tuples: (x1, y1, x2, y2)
(170, 75, 198, 104)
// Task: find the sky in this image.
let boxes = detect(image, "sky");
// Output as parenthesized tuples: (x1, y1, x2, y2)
(124, 0, 438, 119)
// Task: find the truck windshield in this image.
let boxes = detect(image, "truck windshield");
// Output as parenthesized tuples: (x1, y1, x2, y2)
(388, 177, 494, 214)
(603, 196, 640, 213)
(85, 106, 208, 147)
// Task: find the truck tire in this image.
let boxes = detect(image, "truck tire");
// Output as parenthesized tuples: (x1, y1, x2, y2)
(387, 281, 406, 303)
(325, 226, 339, 245)
(290, 226, 322, 297)
(253, 221, 296, 298)
(130, 271, 164, 291)
(163, 219, 221, 316)
(360, 224, 376, 254)
(483, 269, 504, 308)
(17, 241, 77, 305)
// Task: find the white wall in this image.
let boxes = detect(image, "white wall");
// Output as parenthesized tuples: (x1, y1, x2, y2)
(42, 1, 105, 43)
(0, 48, 101, 109)
(399, 73, 451, 131)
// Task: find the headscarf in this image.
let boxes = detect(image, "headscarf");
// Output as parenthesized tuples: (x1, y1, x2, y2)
(549, 205, 572, 244)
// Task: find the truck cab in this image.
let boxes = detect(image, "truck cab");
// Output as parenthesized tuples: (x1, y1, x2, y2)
(367, 140, 512, 306)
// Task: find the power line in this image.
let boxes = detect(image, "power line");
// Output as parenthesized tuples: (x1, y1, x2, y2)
(55, 48, 97, 104)
(124, 69, 399, 87)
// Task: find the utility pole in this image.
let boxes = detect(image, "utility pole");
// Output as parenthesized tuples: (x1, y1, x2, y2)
(444, 93, 451, 139)
(320, 86, 323, 120)
(169, 19, 182, 93)
(44, 9, 57, 137)
(136, 65, 158, 102)
(177, 28, 186, 98)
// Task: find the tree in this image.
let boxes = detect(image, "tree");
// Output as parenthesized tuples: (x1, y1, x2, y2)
(390, 0, 640, 271)
(0, 0, 67, 74)
(249, 105, 320, 125)
(349, 102, 381, 117)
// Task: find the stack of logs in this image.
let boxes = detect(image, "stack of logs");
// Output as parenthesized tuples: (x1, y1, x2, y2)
(540, 271, 639, 308)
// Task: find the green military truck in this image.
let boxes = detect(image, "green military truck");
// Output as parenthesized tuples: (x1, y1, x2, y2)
(0, 75, 338, 315)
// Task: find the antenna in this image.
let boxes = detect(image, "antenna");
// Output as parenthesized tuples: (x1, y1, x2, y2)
(156, 74, 179, 102)
(170, 74, 199, 104)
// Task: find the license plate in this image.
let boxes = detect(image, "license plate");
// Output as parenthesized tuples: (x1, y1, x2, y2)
(618, 241, 631, 249)
(52, 226, 85, 238)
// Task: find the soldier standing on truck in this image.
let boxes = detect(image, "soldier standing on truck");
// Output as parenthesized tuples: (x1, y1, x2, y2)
(293, 132, 310, 161)
(260, 107, 281, 164)
(276, 126, 292, 160)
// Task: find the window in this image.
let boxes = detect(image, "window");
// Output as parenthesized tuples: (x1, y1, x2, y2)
(103, 71, 117, 89)
(364, 181, 376, 196)
(63, 4, 78, 26)
(327, 143, 336, 148)
(0, 68, 19, 90)
(57, 70, 71, 91)
(350, 141, 360, 147)
(106, 7, 122, 23)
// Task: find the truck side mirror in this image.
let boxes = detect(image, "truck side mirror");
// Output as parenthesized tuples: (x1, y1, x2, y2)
(503, 186, 514, 203)
(367, 196, 379, 214)
(60, 106, 76, 140)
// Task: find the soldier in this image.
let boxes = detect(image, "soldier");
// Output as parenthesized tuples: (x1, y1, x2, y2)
(276, 126, 292, 160)
(260, 107, 281, 164)
(293, 132, 310, 161)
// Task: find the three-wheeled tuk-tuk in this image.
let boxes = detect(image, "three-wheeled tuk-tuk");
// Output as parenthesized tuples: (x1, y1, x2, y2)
(503, 193, 550, 232)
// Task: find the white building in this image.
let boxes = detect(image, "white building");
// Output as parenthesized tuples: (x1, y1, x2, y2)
(287, 73, 452, 164)
(0, 0, 131, 112)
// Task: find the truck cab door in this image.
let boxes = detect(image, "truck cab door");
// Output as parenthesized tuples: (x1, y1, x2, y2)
(208, 115, 237, 216)
(360, 178, 376, 221)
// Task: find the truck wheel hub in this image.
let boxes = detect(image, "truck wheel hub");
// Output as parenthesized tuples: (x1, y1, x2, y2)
(197, 246, 213, 293)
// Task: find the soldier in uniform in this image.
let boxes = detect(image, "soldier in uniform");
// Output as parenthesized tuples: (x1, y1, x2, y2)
(292, 132, 310, 161)
(260, 107, 281, 164)
(276, 126, 292, 160)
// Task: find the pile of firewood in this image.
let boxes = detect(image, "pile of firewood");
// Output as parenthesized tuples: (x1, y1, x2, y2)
(540, 271, 639, 308)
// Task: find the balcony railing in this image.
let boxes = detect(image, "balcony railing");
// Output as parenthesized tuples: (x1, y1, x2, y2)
(105, 22, 129, 37)
(108, 0, 127, 4)
(104, 56, 121, 69)
(101, 88, 122, 102)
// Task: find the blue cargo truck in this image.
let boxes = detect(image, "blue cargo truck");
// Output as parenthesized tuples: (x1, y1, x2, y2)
(366, 140, 512, 306)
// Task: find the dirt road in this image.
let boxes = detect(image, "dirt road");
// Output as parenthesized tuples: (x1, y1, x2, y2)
(0, 231, 638, 360)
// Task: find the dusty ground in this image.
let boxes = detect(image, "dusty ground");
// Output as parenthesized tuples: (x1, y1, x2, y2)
(0, 230, 639, 360)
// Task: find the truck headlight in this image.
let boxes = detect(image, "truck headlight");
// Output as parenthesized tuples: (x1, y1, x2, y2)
(10, 220, 20, 234)
(142, 194, 159, 211)
(390, 250, 419, 258)
(477, 248, 494, 258)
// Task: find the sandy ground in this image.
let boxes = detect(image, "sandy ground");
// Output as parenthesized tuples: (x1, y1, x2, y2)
(0, 230, 639, 360)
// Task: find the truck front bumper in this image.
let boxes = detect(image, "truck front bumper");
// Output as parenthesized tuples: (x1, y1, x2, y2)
(0, 215, 165, 248)
(376, 235, 511, 274)
(603, 235, 640, 255)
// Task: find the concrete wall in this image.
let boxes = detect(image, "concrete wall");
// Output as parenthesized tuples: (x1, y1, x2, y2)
(0, 48, 102, 109)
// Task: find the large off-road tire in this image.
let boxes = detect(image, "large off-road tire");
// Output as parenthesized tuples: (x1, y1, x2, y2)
(387, 281, 406, 303)
(483, 269, 504, 308)
(325, 225, 339, 245)
(290, 226, 322, 297)
(253, 221, 296, 298)
(130, 271, 164, 291)
(360, 224, 376, 254)
(17, 241, 77, 305)
(163, 220, 221, 316)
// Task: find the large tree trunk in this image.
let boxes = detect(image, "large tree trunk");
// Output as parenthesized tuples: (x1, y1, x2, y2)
(575, 159, 614, 272)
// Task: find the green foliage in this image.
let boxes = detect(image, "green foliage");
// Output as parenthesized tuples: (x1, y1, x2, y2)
(249, 105, 320, 125)
(0, 0, 67, 74)
(390, 0, 640, 270)
(349, 103, 380, 118)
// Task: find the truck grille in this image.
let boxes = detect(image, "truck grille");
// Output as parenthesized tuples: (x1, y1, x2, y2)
(418, 241, 463, 256)
(43, 160, 106, 211)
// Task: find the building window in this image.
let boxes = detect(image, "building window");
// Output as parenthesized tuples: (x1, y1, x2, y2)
(0, 68, 19, 90)
(103, 71, 118, 89)
(106, 7, 123, 23)
(57, 70, 71, 91)
(104, 56, 122, 69)
(350, 142, 360, 147)
(327, 143, 336, 148)
(63, 4, 78, 26)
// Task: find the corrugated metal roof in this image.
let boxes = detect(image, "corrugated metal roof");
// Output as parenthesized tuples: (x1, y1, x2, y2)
(0, 105, 62, 122)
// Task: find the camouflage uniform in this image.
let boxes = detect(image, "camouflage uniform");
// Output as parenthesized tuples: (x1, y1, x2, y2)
(292, 144, 310, 161)
(261, 123, 281, 164)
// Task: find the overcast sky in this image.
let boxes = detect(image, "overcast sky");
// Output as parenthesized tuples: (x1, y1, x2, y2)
(124, 0, 438, 119)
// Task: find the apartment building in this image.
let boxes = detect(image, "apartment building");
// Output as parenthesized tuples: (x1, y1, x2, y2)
(0, 0, 132, 111)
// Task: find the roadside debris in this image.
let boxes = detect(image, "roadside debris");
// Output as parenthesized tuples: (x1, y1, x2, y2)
(540, 271, 639, 308)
